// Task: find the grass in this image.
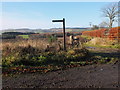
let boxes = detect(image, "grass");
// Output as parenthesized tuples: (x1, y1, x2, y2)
(84, 42, 120, 49)
(83, 37, 120, 49)
(18, 35, 29, 39)
(2, 46, 91, 75)
(1, 36, 119, 75)
(2, 38, 49, 51)
(81, 35, 93, 40)
(2, 44, 119, 76)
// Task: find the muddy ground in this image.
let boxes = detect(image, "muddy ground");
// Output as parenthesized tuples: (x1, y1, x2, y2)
(2, 63, 119, 88)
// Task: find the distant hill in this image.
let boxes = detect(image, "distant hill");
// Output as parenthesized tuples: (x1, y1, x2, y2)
(1, 27, 90, 34)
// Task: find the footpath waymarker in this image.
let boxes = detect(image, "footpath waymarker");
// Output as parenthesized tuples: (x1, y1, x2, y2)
(52, 18, 66, 51)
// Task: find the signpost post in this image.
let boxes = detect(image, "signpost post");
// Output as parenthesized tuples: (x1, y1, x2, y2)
(52, 18, 66, 51)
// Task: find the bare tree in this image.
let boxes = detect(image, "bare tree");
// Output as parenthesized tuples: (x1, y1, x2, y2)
(101, 3, 118, 28)
(99, 21, 109, 28)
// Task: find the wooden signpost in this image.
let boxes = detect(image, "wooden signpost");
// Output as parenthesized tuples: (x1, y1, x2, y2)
(52, 18, 66, 51)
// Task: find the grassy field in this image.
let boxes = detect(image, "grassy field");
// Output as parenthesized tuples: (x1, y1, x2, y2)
(18, 35, 29, 39)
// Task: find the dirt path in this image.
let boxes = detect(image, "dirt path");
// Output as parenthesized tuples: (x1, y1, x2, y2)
(86, 47, 120, 59)
(86, 47, 120, 53)
(2, 47, 120, 88)
(2, 63, 119, 88)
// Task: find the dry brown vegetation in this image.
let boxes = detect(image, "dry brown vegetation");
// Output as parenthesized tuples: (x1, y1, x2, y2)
(2, 39, 50, 51)
(86, 37, 117, 46)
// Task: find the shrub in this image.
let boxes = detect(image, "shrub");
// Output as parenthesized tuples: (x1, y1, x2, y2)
(66, 48, 89, 62)
(47, 35, 57, 43)
(18, 45, 41, 56)
(111, 44, 120, 49)
(2, 44, 90, 68)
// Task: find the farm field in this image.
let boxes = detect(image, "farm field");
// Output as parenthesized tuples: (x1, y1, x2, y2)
(18, 35, 29, 39)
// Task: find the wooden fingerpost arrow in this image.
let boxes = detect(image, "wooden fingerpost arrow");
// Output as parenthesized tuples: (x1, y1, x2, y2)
(52, 18, 66, 51)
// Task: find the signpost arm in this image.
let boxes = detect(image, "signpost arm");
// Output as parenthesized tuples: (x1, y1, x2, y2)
(52, 18, 66, 51)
